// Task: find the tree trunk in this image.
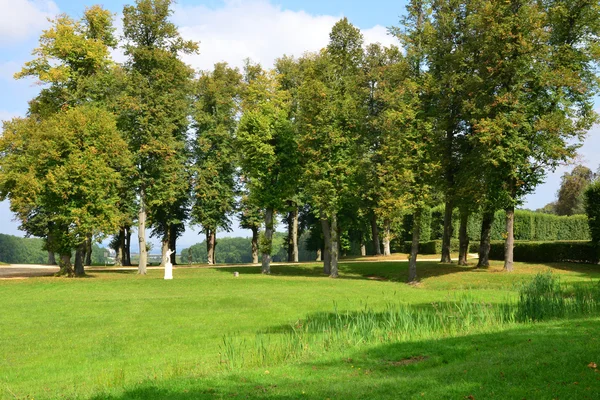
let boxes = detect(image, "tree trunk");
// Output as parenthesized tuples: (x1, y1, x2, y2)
(124, 226, 132, 266)
(74, 242, 86, 277)
(287, 209, 293, 262)
(477, 209, 494, 268)
(321, 215, 331, 275)
(371, 214, 381, 255)
(85, 233, 92, 266)
(458, 209, 470, 266)
(504, 205, 515, 272)
(169, 225, 177, 265)
(138, 196, 148, 275)
(262, 208, 274, 274)
(291, 208, 299, 262)
(58, 253, 74, 277)
(316, 248, 322, 262)
(408, 210, 421, 283)
(48, 251, 56, 265)
(360, 234, 366, 257)
(383, 219, 392, 256)
(251, 226, 259, 264)
(441, 198, 453, 263)
(115, 227, 125, 267)
(161, 227, 170, 268)
(46, 228, 57, 265)
(330, 213, 339, 278)
(207, 230, 216, 265)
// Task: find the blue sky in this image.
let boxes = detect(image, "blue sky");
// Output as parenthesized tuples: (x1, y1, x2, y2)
(0, 0, 598, 251)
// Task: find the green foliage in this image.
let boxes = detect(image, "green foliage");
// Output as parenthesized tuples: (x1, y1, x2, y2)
(585, 181, 600, 244)
(474, 241, 599, 264)
(0, 106, 132, 254)
(238, 64, 300, 212)
(0, 234, 47, 264)
(556, 165, 594, 216)
(191, 63, 241, 234)
(180, 234, 291, 264)
(120, 0, 198, 253)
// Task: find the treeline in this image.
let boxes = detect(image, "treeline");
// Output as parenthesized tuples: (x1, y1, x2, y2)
(0, 234, 111, 265)
(180, 233, 317, 264)
(0, 0, 599, 280)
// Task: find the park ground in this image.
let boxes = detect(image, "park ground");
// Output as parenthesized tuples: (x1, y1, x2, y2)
(1, 258, 599, 399)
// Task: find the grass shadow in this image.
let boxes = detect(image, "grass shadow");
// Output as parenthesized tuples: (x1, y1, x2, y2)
(209, 261, 477, 283)
(88, 317, 600, 399)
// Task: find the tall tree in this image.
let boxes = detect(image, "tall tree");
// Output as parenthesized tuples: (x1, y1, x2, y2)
(0, 106, 131, 276)
(191, 63, 241, 264)
(3, 5, 130, 276)
(238, 62, 300, 274)
(120, 0, 197, 274)
(556, 165, 594, 216)
(424, 0, 472, 264)
(393, 0, 440, 282)
(465, 0, 600, 272)
(297, 19, 366, 277)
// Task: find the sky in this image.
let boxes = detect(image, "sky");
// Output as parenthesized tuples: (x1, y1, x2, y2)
(0, 0, 598, 252)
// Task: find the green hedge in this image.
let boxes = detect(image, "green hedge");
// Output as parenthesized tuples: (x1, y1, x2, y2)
(394, 240, 461, 255)
(585, 181, 600, 244)
(426, 209, 590, 242)
(471, 241, 599, 264)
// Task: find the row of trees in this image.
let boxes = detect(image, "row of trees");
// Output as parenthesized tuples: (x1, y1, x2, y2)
(0, 0, 599, 280)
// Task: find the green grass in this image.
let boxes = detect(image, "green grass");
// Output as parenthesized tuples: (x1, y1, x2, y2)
(1, 260, 599, 399)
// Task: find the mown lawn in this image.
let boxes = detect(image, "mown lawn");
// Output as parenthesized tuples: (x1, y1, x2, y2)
(1, 259, 599, 399)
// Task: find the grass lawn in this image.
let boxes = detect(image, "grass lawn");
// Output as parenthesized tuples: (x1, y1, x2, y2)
(1, 259, 599, 399)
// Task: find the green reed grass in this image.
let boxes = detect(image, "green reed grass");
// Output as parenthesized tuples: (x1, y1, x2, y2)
(219, 272, 600, 371)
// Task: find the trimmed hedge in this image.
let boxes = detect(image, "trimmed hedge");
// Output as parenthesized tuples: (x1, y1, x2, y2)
(426, 209, 590, 242)
(394, 240, 460, 255)
(469, 241, 599, 264)
(585, 181, 600, 244)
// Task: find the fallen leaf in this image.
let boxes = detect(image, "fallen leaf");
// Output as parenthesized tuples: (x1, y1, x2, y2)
(588, 362, 597, 369)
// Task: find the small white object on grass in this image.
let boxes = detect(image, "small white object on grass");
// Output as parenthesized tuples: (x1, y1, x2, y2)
(233, 271, 239, 277)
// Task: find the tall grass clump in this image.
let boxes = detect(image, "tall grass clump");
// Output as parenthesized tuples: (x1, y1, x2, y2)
(218, 297, 516, 370)
(217, 274, 600, 371)
(516, 271, 600, 322)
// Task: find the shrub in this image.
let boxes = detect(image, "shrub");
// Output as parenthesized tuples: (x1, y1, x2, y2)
(585, 181, 600, 244)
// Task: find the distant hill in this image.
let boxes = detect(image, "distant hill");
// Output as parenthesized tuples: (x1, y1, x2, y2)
(0, 234, 111, 265)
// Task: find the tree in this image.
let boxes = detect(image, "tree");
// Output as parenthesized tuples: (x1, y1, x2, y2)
(464, 0, 600, 272)
(191, 63, 241, 264)
(120, 0, 197, 274)
(584, 180, 600, 245)
(297, 19, 366, 277)
(238, 190, 263, 264)
(2, 5, 131, 276)
(0, 106, 131, 276)
(238, 62, 300, 274)
(556, 165, 594, 216)
(422, 0, 473, 264)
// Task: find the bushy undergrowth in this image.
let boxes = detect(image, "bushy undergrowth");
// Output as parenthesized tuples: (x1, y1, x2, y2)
(219, 272, 600, 371)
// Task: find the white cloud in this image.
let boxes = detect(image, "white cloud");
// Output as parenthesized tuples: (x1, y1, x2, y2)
(0, 0, 59, 45)
(172, 0, 399, 72)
